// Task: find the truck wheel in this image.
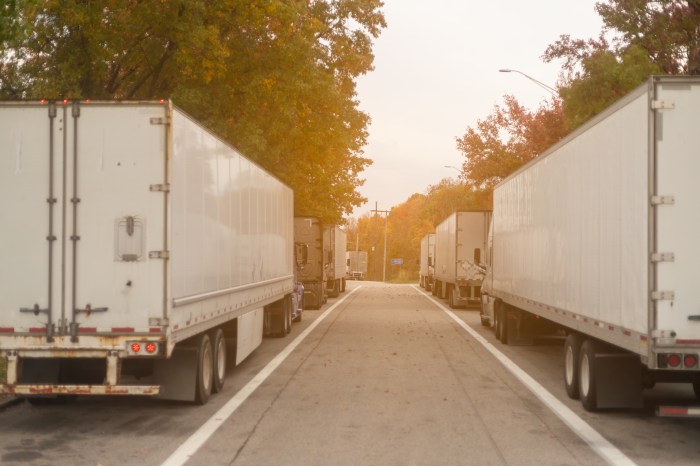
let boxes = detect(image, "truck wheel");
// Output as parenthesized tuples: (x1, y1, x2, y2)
(195, 333, 214, 405)
(693, 381, 700, 399)
(497, 305, 510, 344)
(447, 286, 456, 308)
(479, 297, 490, 327)
(564, 333, 583, 399)
(578, 339, 599, 411)
(493, 302, 502, 340)
(285, 295, 292, 335)
(210, 328, 227, 394)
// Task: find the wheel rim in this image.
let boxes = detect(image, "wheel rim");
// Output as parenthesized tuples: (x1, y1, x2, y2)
(565, 346, 574, 386)
(580, 353, 590, 397)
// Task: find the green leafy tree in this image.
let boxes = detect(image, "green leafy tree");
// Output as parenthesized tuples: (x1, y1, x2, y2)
(0, 0, 385, 224)
(596, 0, 700, 75)
(544, 36, 662, 129)
(543, 0, 699, 129)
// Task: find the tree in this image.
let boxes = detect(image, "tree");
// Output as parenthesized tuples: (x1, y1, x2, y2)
(455, 96, 567, 195)
(0, 0, 385, 224)
(349, 178, 489, 281)
(596, 0, 700, 75)
(544, 36, 662, 129)
(543, 0, 698, 129)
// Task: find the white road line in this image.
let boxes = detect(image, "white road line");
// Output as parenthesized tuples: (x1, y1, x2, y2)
(416, 286, 638, 466)
(160, 286, 361, 466)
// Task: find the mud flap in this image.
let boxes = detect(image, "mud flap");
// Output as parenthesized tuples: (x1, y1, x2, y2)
(153, 346, 198, 402)
(594, 353, 643, 409)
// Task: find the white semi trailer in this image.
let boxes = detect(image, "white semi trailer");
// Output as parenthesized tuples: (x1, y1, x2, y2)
(433, 211, 490, 308)
(480, 76, 700, 411)
(0, 100, 295, 404)
(323, 225, 347, 297)
(419, 233, 435, 291)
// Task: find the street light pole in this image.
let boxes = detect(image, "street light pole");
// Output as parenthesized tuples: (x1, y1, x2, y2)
(499, 69, 557, 96)
(371, 202, 390, 282)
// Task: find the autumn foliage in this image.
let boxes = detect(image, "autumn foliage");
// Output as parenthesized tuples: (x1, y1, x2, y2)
(0, 0, 386, 224)
(455, 96, 567, 194)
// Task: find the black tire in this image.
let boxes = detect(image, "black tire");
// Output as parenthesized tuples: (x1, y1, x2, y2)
(496, 304, 508, 344)
(448, 286, 457, 308)
(693, 381, 700, 399)
(195, 333, 214, 405)
(493, 302, 502, 340)
(564, 333, 583, 399)
(579, 339, 599, 412)
(285, 295, 292, 335)
(210, 328, 226, 394)
(479, 298, 490, 327)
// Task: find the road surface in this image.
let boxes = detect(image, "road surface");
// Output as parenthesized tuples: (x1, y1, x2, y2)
(1, 282, 699, 465)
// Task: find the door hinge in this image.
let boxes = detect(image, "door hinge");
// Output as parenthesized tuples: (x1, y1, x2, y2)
(149, 317, 169, 326)
(651, 100, 675, 110)
(149, 250, 170, 260)
(150, 117, 170, 125)
(651, 252, 675, 263)
(149, 183, 170, 193)
(651, 195, 675, 205)
(651, 291, 675, 301)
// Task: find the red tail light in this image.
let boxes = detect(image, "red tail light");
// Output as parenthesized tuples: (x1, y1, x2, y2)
(667, 353, 682, 368)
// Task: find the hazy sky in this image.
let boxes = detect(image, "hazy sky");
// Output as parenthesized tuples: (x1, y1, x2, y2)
(353, 0, 604, 216)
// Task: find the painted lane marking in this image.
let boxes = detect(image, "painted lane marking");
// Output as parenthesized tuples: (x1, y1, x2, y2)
(160, 286, 362, 466)
(416, 286, 637, 466)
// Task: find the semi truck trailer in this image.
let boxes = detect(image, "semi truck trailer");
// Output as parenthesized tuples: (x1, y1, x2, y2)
(419, 233, 435, 291)
(324, 224, 347, 297)
(433, 211, 490, 308)
(294, 217, 327, 309)
(480, 76, 700, 411)
(346, 251, 368, 280)
(0, 100, 296, 405)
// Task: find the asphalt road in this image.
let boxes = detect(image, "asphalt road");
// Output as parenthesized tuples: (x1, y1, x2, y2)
(2, 282, 700, 465)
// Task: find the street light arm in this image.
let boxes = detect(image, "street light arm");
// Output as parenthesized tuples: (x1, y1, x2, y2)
(499, 69, 557, 95)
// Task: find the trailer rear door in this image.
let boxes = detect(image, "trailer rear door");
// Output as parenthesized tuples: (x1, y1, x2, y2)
(653, 79, 700, 344)
(0, 102, 168, 341)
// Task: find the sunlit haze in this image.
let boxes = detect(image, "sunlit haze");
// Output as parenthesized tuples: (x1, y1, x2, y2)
(354, 0, 603, 216)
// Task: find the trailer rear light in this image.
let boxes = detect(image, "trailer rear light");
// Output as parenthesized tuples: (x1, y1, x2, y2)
(684, 354, 698, 368)
(127, 341, 160, 356)
(667, 353, 682, 368)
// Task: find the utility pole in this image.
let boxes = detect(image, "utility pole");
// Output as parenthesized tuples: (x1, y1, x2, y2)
(371, 202, 390, 282)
